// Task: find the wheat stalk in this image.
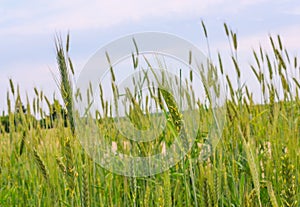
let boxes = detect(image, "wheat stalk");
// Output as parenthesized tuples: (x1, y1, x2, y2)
(82, 165, 90, 207)
(238, 126, 262, 207)
(163, 170, 172, 207)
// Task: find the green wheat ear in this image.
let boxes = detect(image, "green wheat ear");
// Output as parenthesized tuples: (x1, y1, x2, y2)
(56, 156, 66, 174)
(64, 137, 77, 193)
(33, 148, 49, 182)
(156, 185, 164, 207)
(125, 88, 150, 130)
(82, 164, 90, 207)
(55, 34, 75, 135)
(280, 147, 297, 207)
(143, 182, 151, 207)
(239, 127, 262, 207)
(265, 181, 279, 207)
(163, 170, 172, 207)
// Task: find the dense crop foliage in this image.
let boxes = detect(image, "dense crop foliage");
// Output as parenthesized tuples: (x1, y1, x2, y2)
(0, 24, 299, 206)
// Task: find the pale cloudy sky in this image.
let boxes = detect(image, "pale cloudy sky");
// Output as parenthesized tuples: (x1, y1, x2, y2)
(0, 0, 299, 111)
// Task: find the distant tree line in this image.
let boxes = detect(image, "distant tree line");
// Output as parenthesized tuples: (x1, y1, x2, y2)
(0, 101, 68, 133)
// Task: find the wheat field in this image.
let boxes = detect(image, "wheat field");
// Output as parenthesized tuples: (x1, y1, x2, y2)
(0, 23, 299, 207)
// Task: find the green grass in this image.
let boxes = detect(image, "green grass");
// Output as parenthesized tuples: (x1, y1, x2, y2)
(0, 24, 299, 206)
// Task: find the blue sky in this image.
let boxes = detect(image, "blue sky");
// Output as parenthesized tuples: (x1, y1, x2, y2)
(0, 0, 300, 112)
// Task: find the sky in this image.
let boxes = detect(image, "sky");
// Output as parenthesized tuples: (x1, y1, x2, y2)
(0, 0, 300, 112)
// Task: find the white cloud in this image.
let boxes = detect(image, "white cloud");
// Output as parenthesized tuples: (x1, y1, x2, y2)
(1, 0, 298, 109)
(0, 0, 275, 35)
(284, 5, 300, 15)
